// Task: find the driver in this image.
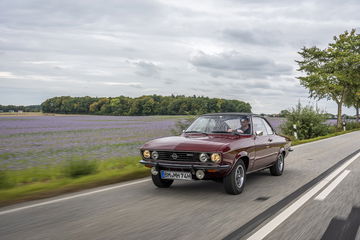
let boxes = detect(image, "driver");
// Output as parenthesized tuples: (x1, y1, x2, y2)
(227, 117, 251, 134)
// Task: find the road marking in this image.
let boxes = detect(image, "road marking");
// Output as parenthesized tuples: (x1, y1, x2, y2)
(246, 152, 360, 240)
(315, 170, 351, 201)
(0, 178, 150, 216)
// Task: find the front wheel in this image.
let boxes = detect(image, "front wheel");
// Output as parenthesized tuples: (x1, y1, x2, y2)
(270, 153, 284, 176)
(223, 160, 246, 195)
(152, 173, 174, 188)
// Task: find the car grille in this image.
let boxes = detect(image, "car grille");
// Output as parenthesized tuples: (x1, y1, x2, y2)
(157, 151, 199, 162)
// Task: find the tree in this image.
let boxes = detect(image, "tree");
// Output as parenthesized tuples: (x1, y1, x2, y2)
(297, 29, 360, 128)
(344, 89, 360, 122)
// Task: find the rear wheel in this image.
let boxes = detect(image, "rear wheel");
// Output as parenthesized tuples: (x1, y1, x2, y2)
(223, 160, 246, 195)
(152, 173, 174, 188)
(270, 153, 284, 176)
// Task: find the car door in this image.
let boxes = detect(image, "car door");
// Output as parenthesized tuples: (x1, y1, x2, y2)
(261, 118, 279, 164)
(252, 116, 274, 169)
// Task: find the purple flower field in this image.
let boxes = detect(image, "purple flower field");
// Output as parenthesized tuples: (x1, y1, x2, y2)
(0, 114, 337, 170)
(0, 115, 183, 170)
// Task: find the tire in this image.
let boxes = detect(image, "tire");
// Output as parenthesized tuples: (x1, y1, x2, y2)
(223, 160, 246, 195)
(270, 153, 284, 176)
(152, 173, 174, 188)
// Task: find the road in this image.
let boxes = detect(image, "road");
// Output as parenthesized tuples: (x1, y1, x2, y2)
(1, 131, 360, 240)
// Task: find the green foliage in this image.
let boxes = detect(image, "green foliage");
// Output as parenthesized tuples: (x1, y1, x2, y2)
(62, 158, 98, 178)
(296, 29, 360, 128)
(0, 171, 15, 189)
(41, 95, 252, 116)
(0, 105, 41, 112)
(345, 121, 360, 130)
(171, 116, 198, 135)
(279, 109, 290, 117)
(281, 103, 329, 140)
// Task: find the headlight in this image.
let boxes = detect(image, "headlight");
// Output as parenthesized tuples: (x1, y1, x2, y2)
(143, 150, 151, 159)
(151, 151, 159, 160)
(199, 153, 208, 162)
(211, 153, 222, 163)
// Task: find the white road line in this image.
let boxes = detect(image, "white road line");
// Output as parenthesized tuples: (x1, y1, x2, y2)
(246, 152, 360, 240)
(315, 170, 350, 201)
(0, 178, 150, 216)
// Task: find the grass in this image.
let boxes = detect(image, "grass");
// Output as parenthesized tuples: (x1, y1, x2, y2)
(1, 128, 359, 207)
(0, 156, 150, 207)
(292, 127, 360, 146)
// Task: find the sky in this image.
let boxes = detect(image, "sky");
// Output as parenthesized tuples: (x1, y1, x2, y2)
(0, 0, 359, 115)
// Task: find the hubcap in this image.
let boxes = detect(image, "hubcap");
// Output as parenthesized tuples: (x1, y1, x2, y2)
(278, 155, 284, 171)
(235, 165, 245, 188)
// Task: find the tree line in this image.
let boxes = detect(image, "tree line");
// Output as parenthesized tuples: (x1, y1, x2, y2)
(41, 95, 252, 115)
(0, 105, 41, 112)
(297, 29, 360, 128)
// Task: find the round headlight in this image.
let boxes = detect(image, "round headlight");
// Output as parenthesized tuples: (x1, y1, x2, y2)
(143, 150, 151, 159)
(199, 153, 208, 162)
(211, 153, 222, 163)
(151, 151, 159, 160)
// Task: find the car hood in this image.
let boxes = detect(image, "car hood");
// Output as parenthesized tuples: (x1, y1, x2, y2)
(141, 135, 239, 152)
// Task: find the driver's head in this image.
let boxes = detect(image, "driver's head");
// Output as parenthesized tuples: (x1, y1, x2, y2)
(240, 117, 249, 128)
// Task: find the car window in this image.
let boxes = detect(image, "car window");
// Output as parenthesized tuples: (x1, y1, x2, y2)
(262, 119, 274, 135)
(252, 117, 268, 136)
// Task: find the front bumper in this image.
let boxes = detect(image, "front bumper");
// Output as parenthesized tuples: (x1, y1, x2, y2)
(139, 159, 231, 171)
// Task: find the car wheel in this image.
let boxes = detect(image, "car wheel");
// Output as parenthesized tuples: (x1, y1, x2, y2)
(223, 160, 246, 195)
(270, 153, 284, 176)
(152, 173, 174, 188)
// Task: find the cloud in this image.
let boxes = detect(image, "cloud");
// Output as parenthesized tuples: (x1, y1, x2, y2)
(102, 81, 142, 87)
(190, 51, 293, 79)
(222, 29, 282, 46)
(132, 60, 161, 78)
(0, 0, 358, 115)
(0, 71, 16, 78)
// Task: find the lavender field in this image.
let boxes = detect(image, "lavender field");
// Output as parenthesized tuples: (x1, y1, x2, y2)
(0, 114, 336, 171)
(0, 115, 184, 170)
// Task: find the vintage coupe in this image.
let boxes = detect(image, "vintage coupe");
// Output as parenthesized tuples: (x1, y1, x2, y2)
(140, 113, 292, 194)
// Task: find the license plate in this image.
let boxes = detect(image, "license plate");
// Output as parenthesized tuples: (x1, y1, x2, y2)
(160, 170, 192, 180)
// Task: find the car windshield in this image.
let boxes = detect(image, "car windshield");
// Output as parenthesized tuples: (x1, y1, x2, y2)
(185, 115, 252, 134)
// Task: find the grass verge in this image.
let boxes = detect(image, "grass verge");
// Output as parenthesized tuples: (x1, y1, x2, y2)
(1, 128, 359, 207)
(0, 156, 150, 207)
(291, 127, 360, 146)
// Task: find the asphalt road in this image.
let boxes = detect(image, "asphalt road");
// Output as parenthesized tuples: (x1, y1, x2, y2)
(1, 131, 360, 240)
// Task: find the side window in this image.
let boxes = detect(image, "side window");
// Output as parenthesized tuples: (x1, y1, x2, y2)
(252, 117, 268, 136)
(262, 119, 274, 135)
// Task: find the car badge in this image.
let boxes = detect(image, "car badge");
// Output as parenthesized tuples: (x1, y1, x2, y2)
(171, 153, 178, 160)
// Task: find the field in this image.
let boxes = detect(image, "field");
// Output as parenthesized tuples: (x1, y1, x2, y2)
(0, 115, 185, 170)
(0, 114, 342, 171)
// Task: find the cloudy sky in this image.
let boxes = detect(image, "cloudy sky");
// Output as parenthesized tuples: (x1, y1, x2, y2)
(0, 0, 359, 114)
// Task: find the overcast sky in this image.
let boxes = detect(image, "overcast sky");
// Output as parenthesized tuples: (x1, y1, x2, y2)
(0, 0, 359, 114)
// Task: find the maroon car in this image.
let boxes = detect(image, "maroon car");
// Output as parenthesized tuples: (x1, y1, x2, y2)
(140, 113, 292, 194)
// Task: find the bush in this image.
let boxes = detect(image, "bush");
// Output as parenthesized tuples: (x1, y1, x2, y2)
(62, 158, 98, 178)
(171, 116, 197, 135)
(345, 121, 360, 130)
(0, 171, 15, 189)
(281, 103, 329, 140)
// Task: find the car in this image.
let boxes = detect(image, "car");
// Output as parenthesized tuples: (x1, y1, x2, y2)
(139, 113, 293, 195)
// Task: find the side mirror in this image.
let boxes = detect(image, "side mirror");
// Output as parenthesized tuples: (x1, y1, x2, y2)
(255, 130, 263, 136)
(182, 130, 185, 133)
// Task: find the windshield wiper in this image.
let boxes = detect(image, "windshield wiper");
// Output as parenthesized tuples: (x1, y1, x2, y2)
(211, 131, 231, 134)
(184, 131, 208, 135)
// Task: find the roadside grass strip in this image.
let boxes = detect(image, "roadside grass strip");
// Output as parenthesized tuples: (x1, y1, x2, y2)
(0, 156, 150, 206)
(292, 127, 360, 146)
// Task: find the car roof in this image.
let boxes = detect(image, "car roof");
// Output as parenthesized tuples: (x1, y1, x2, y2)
(202, 112, 258, 117)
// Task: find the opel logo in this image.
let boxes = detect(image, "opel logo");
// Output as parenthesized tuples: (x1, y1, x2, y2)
(171, 153, 178, 160)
